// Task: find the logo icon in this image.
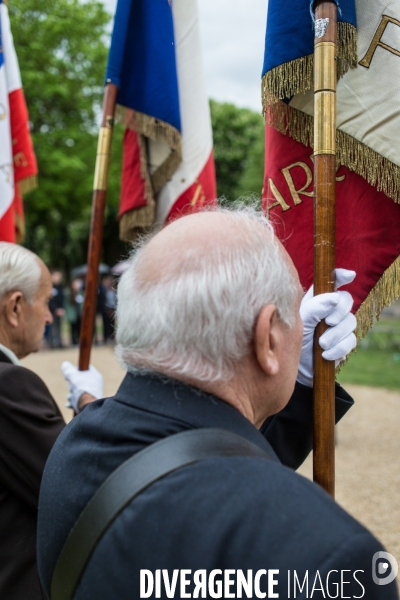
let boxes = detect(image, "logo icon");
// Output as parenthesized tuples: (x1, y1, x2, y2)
(372, 551, 398, 585)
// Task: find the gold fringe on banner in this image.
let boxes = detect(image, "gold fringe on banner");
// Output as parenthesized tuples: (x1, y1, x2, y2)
(262, 22, 357, 114)
(116, 105, 183, 241)
(14, 212, 25, 244)
(267, 102, 400, 203)
(336, 22, 358, 78)
(116, 105, 182, 191)
(119, 202, 155, 242)
(266, 102, 313, 147)
(18, 175, 38, 196)
(116, 105, 181, 150)
(137, 133, 154, 205)
(336, 130, 400, 203)
(355, 255, 400, 341)
(119, 134, 155, 242)
(338, 255, 400, 372)
(115, 105, 182, 194)
(152, 150, 181, 195)
(262, 55, 313, 114)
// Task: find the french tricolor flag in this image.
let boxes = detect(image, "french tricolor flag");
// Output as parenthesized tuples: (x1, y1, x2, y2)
(106, 0, 216, 241)
(0, 0, 37, 243)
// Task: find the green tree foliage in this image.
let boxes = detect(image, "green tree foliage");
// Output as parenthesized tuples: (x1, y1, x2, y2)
(11, 2, 266, 272)
(10, 0, 127, 271)
(235, 135, 265, 200)
(209, 100, 265, 202)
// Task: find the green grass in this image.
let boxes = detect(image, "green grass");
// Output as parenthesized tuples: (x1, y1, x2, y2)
(337, 348, 400, 390)
(370, 317, 400, 329)
(337, 318, 400, 390)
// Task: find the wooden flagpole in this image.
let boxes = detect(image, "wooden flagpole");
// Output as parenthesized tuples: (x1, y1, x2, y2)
(312, 1, 337, 497)
(78, 83, 118, 371)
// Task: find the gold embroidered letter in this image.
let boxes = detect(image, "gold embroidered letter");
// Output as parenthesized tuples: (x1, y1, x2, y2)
(266, 177, 291, 215)
(281, 161, 313, 205)
(359, 15, 400, 68)
(14, 152, 28, 168)
(190, 181, 206, 208)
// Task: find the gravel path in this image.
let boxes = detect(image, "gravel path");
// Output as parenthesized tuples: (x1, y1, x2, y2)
(298, 385, 400, 569)
(24, 347, 400, 583)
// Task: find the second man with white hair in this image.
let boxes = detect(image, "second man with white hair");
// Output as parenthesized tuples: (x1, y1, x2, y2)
(0, 242, 103, 600)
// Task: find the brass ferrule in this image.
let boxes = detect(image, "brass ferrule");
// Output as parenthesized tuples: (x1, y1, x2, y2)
(93, 127, 113, 191)
(314, 42, 336, 92)
(314, 91, 336, 155)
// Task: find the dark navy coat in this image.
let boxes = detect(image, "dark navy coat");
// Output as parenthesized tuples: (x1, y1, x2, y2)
(37, 374, 397, 599)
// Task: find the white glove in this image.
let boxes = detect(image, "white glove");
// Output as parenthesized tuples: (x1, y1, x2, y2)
(61, 361, 104, 413)
(297, 268, 357, 388)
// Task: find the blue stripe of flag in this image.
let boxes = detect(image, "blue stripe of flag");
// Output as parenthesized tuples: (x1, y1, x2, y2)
(0, 0, 4, 70)
(106, 0, 181, 133)
(262, 0, 357, 78)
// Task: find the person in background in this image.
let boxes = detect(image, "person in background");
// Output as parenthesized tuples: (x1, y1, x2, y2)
(99, 274, 117, 343)
(48, 270, 65, 349)
(65, 278, 84, 346)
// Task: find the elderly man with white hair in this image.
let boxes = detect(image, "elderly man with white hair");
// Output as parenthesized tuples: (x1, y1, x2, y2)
(38, 207, 397, 600)
(0, 243, 103, 600)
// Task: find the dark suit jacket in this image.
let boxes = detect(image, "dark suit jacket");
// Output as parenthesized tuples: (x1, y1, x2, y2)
(0, 350, 65, 600)
(38, 373, 397, 599)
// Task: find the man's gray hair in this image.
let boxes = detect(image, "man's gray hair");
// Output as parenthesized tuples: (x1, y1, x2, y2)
(0, 242, 42, 304)
(115, 205, 299, 383)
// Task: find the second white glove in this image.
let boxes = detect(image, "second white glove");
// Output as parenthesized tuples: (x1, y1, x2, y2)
(61, 361, 104, 413)
(297, 268, 357, 388)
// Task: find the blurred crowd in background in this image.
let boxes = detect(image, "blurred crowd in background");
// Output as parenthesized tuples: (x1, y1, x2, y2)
(44, 262, 126, 349)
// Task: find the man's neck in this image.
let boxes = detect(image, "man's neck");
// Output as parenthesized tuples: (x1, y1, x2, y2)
(168, 368, 261, 427)
(128, 360, 272, 429)
(0, 342, 21, 365)
(0, 322, 22, 360)
(201, 379, 257, 425)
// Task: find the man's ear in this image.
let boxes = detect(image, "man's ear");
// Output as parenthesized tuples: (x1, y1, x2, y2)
(4, 291, 24, 328)
(254, 304, 283, 376)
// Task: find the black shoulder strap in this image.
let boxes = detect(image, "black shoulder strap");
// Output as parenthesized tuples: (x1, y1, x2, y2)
(51, 427, 272, 600)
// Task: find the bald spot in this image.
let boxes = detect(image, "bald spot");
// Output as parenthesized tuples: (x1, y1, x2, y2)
(136, 211, 288, 286)
(136, 212, 302, 296)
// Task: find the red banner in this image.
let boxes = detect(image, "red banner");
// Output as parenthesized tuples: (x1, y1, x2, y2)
(120, 128, 216, 225)
(263, 125, 400, 322)
(9, 88, 37, 189)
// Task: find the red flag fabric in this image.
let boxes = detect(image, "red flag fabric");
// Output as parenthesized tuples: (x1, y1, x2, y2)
(166, 152, 216, 222)
(120, 129, 147, 217)
(120, 128, 216, 225)
(9, 88, 37, 193)
(263, 125, 400, 338)
(0, 1, 37, 242)
(0, 203, 15, 243)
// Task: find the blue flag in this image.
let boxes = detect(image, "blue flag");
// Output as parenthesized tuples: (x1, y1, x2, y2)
(105, 0, 216, 242)
(106, 0, 181, 132)
(262, 0, 357, 107)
